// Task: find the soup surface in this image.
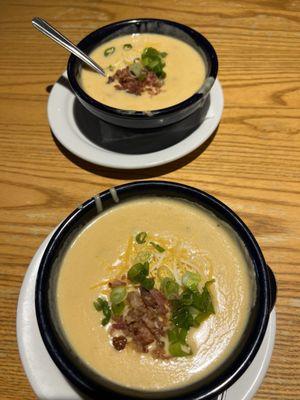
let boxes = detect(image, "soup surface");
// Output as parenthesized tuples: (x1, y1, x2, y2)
(56, 197, 254, 390)
(79, 33, 206, 111)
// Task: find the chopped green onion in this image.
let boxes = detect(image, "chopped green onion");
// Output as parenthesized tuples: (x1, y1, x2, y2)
(93, 297, 111, 325)
(167, 328, 178, 343)
(129, 62, 141, 76)
(141, 47, 167, 79)
(108, 64, 114, 72)
(150, 242, 165, 253)
(93, 297, 106, 311)
(188, 306, 200, 319)
(135, 231, 147, 244)
(127, 262, 149, 283)
(160, 277, 179, 300)
(178, 327, 188, 344)
(160, 51, 168, 57)
(141, 277, 155, 290)
(169, 341, 192, 357)
(193, 310, 212, 327)
(112, 301, 125, 317)
(123, 43, 133, 50)
(168, 323, 192, 357)
(110, 286, 127, 304)
(192, 280, 215, 313)
(128, 57, 149, 80)
(101, 303, 112, 326)
(171, 306, 193, 329)
(182, 271, 201, 292)
(168, 327, 188, 344)
(104, 47, 115, 57)
(180, 289, 194, 305)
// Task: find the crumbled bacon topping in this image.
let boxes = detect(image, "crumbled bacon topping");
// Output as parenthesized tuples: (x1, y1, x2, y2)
(112, 335, 127, 351)
(107, 66, 163, 96)
(108, 279, 126, 288)
(111, 287, 170, 357)
(111, 316, 127, 330)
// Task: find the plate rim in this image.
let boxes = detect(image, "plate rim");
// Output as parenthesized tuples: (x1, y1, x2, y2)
(17, 230, 275, 400)
(47, 73, 224, 170)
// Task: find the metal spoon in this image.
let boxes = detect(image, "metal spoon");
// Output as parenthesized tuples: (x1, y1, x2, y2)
(32, 17, 106, 76)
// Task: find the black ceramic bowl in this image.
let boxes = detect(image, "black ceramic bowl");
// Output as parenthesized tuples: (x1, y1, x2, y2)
(36, 181, 276, 400)
(67, 19, 218, 129)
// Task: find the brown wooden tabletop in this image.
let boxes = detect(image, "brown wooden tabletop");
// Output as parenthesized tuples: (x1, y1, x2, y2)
(1, 1, 299, 399)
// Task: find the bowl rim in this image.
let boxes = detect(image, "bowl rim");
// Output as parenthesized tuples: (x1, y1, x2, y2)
(35, 180, 272, 400)
(67, 18, 219, 118)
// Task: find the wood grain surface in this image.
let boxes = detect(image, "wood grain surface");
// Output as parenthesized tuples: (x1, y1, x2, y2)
(0, 0, 299, 399)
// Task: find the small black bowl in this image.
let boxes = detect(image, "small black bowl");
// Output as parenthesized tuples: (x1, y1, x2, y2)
(67, 19, 218, 129)
(35, 181, 276, 400)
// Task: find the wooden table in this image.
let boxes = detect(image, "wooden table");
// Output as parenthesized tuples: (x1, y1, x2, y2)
(1, 1, 299, 399)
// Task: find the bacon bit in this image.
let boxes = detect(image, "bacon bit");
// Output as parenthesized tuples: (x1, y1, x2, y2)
(128, 321, 155, 351)
(152, 343, 171, 359)
(111, 288, 170, 356)
(141, 288, 169, 315)
(107, 66, 163, 96)
(112, 336, 127, 351)
(109, 279, 126, 288)
(112, 320, 127, 330)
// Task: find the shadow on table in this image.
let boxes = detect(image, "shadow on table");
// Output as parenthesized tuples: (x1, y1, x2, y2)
(52, 126, 218, 180)
(49, 75, 219, 179)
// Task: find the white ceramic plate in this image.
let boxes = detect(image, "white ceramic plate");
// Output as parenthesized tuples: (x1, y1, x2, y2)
(17, 230, 275, 400)
(48, 73, 223, 169)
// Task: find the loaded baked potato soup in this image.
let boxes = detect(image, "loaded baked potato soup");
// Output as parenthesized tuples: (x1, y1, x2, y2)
(56, 197, 254, 390)
(79, 34, 206, 111)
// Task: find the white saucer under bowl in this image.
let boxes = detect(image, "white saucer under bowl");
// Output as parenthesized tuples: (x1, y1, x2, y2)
(48, 73, 223, 169)
(17, 231, 276, 400)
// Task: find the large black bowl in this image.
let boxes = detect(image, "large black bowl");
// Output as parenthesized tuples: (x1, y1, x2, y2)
(67, 19, 218, 129)
(35, 181, 276, 400)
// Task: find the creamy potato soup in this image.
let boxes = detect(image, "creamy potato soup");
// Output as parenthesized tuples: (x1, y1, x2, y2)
(56, 197, 254, 391)
(79, 34, 206, 111)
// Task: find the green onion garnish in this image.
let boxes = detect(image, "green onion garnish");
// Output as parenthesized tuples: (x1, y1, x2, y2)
(135, 231, 147, 244)
(141, 47, 167, 79)
(127, 262, 149, 283)
(93, 297, 111, 326)
(168, 326, 188, 344)
(160, 277, 179, 300)
(110, 286, 127, 304)
(171, 305, 193, 329)
(141, 277, 155, 290)
(112, 301, 125, 317)
(93, 297, 106, 311)
(168, 326, 191, 357)
(150, 242, 165, 253)
(192, 280, 215, 314)
(169, 341, 192, 357)
(180, 289, 194, 305)
(123, 43, 133, 50)
(170, 280, 215, 331)
(182, 271, 201, 292)
(129, 62, 144, 79)
(104, 47, 115, 57)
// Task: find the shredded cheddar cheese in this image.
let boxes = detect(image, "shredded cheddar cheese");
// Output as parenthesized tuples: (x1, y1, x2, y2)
(91, 232, 213, 296)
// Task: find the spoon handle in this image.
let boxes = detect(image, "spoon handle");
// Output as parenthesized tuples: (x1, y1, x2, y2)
(32, 17, 106, 76)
